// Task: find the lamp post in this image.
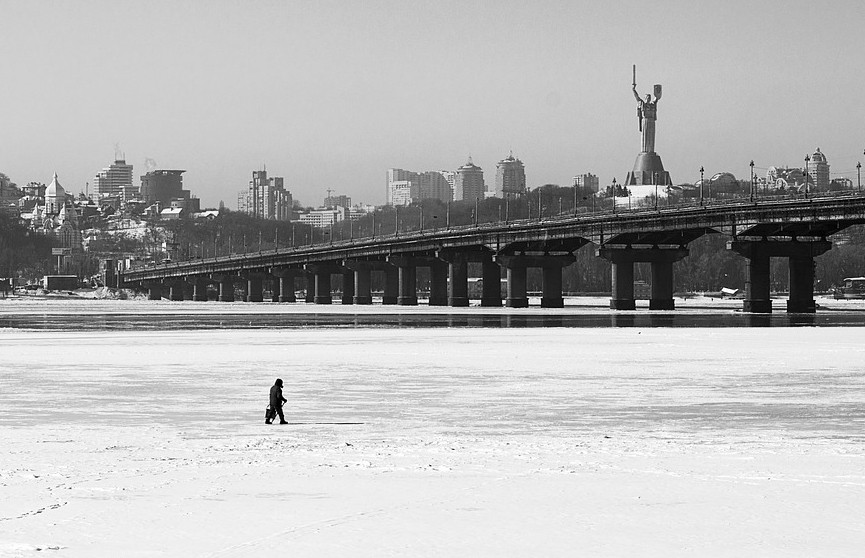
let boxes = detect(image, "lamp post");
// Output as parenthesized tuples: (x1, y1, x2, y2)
(804, 154, 811, 198)
(611, 178, 617, 214)
(857, 161, 861, 193)
(749, 160, 754, 202)
(654, 172, 658, 210)
(699, 166, 704, 206)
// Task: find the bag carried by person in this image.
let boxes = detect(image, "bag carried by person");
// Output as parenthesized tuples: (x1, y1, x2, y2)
(265, 405, 276, 421)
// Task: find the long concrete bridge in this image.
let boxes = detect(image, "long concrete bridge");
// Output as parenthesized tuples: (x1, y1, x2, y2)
(120, 193, 865, 313)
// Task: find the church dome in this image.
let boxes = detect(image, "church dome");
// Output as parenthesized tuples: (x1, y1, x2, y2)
(46, 173, 65, 198)
(811, 148, 827, 163)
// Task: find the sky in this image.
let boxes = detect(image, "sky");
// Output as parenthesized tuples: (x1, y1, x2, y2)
(2, 0, 865, 208)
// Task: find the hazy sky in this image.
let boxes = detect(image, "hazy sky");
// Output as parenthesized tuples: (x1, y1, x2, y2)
(2, 0, 865, 208)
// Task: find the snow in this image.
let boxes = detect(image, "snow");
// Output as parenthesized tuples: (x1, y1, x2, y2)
(1, 300, 864, 556)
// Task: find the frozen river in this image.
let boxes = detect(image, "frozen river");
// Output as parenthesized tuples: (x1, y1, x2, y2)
(1, 299, 864, 556)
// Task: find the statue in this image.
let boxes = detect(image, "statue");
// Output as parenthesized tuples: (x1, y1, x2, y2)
(624, 65, 671, 187)
(632, 65, 661, 154)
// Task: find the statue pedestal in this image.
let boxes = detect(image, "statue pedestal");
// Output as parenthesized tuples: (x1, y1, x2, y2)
(625, 152, 671, 186)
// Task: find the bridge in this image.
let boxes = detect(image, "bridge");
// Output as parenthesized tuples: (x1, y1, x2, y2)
(119, 193, 865, 313)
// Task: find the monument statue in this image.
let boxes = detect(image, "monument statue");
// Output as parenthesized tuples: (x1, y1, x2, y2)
(632, 65, 661, 154)
(624, 65, 671, 187)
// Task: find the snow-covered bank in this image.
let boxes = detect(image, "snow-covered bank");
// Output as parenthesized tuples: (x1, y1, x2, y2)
(1, 325, 864, 556)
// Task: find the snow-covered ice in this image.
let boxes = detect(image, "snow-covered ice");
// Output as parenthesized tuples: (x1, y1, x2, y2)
(1, 299, 864, 556)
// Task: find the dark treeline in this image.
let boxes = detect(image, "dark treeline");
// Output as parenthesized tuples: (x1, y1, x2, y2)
(0, 212, 56, 279)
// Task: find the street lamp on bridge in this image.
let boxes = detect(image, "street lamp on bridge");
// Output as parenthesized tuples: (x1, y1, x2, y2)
(699, 166, 704, 206)
(857, 161, 861, 193)
(804, 154, 811, 198)
(749, 160, 754, 202)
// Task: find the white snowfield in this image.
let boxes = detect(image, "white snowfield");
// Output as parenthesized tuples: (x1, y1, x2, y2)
(1, 299, 864, 557)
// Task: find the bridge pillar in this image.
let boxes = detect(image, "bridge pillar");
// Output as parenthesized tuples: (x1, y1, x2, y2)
(497, 257, 528, 308)
(481, 256, 502, 307)
(144, 282, 162, 301)
(354, 266, 372, 304)
(191, 277, 209, 302)
(429, 261, 449, 306)
(278, 275, 295, 302)
(729, 239, 831, 314)
(271, 268, 298, 302)
(165, 279, 185, 301)
(213, 275, 236, 302)
(244, 274, 265, 303)
(598, 246, 688, 310)
(382, 265, 399, 305)
(541, 262, 567, 308)
(387, 257, 418, 306)
(341, 270, 355, 305)
(217, 275, 237, 302)
(342, 261, 374, 305)
(447, 256, 470, 307)
(788, 256, 816, 313)
(304, 272, 315, 303)
(305, 264, 336, 304)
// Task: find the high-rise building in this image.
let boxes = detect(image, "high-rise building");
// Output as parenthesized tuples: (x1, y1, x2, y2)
(324, 194, 352, 208)
(454, 158, 485, 202)
(141, 170, 187, 208)
(389, 180, 414, 206)
(387, 168, 455, 205)
(572, 173, 599, 194)
(93, 159, 135, 200)
(237, 169, 292, 220)
(807, 148, 830, 191)
(387, 169, 417, 206)
(494, 153, 526, 198)
(419, 171, 452, 202)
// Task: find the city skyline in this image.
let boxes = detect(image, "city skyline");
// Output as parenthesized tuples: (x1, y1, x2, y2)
(2, 1, 864, 208)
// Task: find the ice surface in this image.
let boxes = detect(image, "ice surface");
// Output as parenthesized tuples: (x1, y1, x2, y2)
(1, 299, 864, 556)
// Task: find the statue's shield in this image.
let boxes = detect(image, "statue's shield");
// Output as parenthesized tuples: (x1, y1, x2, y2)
(653, 84, 662, 100)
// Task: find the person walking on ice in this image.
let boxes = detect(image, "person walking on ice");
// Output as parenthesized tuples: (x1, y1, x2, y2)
(266, 378, 288, 425)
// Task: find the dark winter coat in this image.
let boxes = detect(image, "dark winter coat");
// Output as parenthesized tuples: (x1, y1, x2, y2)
(270, 383, 286, 408)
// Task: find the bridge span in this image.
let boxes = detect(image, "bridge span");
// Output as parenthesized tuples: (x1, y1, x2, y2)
(120, 194, 865, 313)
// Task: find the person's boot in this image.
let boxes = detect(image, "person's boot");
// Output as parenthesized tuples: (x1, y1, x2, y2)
(265, 419, 272, 424)
(279, 420, 288, 424)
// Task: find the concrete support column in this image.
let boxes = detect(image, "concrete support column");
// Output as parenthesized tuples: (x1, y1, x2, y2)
(448, 257, 469, 307)
(168, 281, 185, 301)
(729, 241, 772, 313)
(382, 266, 398, 305)
(245, 276, 264, 303)
(353, 266, 372, 305)
(649, 260, 675, 310)
(270, 269, 298, 303)
(191, 278, 209, 302)
(277, 276, 295, 302)
(506, 266, 528, 308)
(395, 259, 418, 306)
(304, 273, 315, 303)
(146, 283, 162, 301)
(306, 266, 332, 304)
(541, 263, 565, 308)
(216, 277, 236, 302)
(341, 270, 354, 305)
(481, 257, 502, 307)
(607, 252, 636, 310)
(494, 256, 530, 308)
(788, 256, 816, 313)
(429, 261, 449, 306)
